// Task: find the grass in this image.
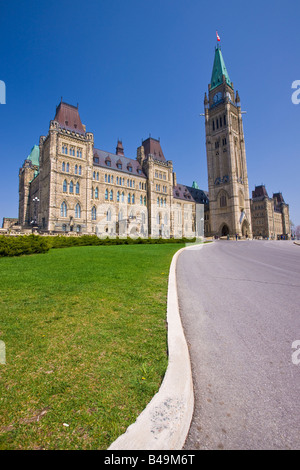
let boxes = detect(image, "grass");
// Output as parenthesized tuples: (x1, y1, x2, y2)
(0, 244, 183, 449)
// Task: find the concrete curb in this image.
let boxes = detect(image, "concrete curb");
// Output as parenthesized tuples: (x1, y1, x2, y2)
(108, 244, 197, 450)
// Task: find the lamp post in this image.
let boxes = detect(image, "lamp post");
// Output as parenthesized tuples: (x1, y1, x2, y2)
(31, 197, 40, 231)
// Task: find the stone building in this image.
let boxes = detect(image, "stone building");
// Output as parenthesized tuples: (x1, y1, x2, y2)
(251, 185, 290, 239)
(18, 100, 207, 238)
(204, 45, 252, 238)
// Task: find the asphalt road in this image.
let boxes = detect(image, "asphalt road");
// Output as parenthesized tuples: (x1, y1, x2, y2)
(177, 240, 300, 450)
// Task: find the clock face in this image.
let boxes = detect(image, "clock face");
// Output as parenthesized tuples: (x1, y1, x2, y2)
(213, 92, 222, 103)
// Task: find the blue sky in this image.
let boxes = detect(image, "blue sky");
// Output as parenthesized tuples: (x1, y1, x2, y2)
(0, 0, 299, 226)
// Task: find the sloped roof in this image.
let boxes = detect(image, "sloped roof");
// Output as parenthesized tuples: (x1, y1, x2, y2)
(210, 46, 232, 91)
(27, 145, 40, 167)
(93, 148, 146, 178)
(54, 101, 85, 135)
(173, 184, 209, 204)
(142, 137, 166, 162)
(252, 185, 269, 200)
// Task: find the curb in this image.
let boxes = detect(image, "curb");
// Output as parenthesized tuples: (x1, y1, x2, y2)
(108, 245, 196, 450)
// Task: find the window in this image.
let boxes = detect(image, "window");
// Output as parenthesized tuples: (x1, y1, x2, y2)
(105, 158, 111, 167)
(63, 180, 67, 192)
(212, 120, 215, 131)
(110, 189, 113, 201)
(117, 191, 120, 202)
(144, 196, 146, 206)
(224, 115, 226, 126)
(96, 172, 99, 181)
(105, 189, 108, 200)
(91, 187, 94, 198)
(62, 162, 65, 171)
(77, 149, 82, 158)
(117, 177, 119, 185)
(137, 169, 142, 175)
(66, 163, 69, 172)
(75, 203, 81, 218)
(79, 166, 82, 175)
(220, 117, 222, 127)
(62, 223, 67, 232)
(157, 197, 160, 207)
(60, 202, 67, 217)
(105, 174, 107, 183)
(140, 195, 143, 205)
(76, 225, 81, 233)
(108, 175, 111, 183)
(95, 187, 99, 199)
(128, 165, 132, 172)
(121, 192, 125, 203)
(128, 193, 131, 204)
(132, 194, 135, 204)
(76, 182, 80, 195)
(117, 162, 122, 169)
(75, 164, 78, 174)
(92, 206, 97, 220)
(220, 194, 227, 208)
(222, 138, 227, 146)
(69, 181, 73, 193)
(93, 171, 96, 180)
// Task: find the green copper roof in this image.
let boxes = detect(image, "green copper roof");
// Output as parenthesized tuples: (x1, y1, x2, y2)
(210, 46, 232, 91)
(192, 181, 200, 189)
(27, 145, 40, 167)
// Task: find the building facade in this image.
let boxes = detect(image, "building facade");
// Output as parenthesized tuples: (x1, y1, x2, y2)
(17, 47, 290, 240)
(251, 185, 290, 239)
(204, 45, 252, 238)
(18, 101, 207, 238)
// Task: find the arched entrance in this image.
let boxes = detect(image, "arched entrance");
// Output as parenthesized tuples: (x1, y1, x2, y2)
(241, 220, 249, 238)
(221, 224, 230, 237)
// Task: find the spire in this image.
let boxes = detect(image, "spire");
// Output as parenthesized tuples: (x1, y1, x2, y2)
(210, 45, 232, 91)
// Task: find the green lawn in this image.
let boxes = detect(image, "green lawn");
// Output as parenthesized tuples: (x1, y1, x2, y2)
(0, 244, 183, 450)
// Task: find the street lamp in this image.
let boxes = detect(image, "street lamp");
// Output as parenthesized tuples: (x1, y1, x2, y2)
(32, 197, 40, 228)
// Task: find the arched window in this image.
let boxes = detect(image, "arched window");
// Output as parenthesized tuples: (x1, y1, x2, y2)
(75, 203, 81, 218)
(132, 194, 135, 204)
(60, 202, 67, 217)
(79, 166, 82, 175)
(62, 223, 67, 232)
(157, 197, 160, 207)
(121, 192, 125, 203)
(93, 171, 96, 180)
(105, 188, 108, 200)
(76, 182, 80, 194)
(62, 162, 65, 171)
(66, 163, 69, 172)
(69, 181, 74, 193)
(91, 206, 97, 220)
(117, 191, 120, 202)
(75, 164, 78, 174)
(105, 174, 107, 182)
(140, 195, 143, 205)
(220, 194, 227, 208)
(144, 196, 146, 206)
(97, 172, 99, 181)
(110, 190, 113, 201)
(63, 180, 67, 192)
(128, 193, 131, 204)
(95, 187, 99, 199)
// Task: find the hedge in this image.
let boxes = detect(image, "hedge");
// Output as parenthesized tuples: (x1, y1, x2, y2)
(0, 234, 197, 258)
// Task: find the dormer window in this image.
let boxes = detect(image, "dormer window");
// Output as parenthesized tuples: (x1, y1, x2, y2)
(105, 157, 111, 167)
(127, 165, 132, 172)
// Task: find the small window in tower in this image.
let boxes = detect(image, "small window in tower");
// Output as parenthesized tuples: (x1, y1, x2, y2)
(224, 115, 226, 125)
(212, 120, 215, 131)
(220, 117, 222, 127)
(216, 119, 219, 129)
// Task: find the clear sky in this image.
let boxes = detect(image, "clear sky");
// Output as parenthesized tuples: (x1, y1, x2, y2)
(0, 0, 299, 226)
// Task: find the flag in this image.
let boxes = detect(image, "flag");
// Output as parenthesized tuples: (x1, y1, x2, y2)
(216, 31, 221, 42)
